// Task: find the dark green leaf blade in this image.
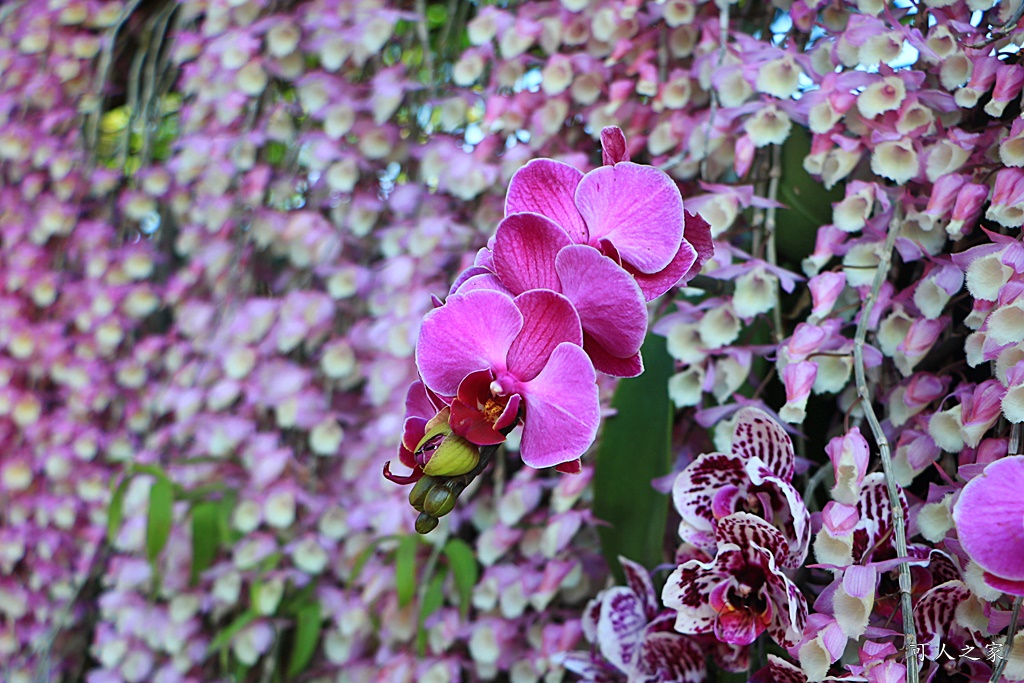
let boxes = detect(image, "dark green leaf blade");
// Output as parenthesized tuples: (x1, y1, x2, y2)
(191, 501, 221, 584)
(146, 477, 175, 564)
(592, 334, 675, 580)
(107, 475, 131, 544)
(775, 126, 844, 266)
(395, 535, 419, 608)
(286, 601, 322, 678)
(442, 538, 477, 618)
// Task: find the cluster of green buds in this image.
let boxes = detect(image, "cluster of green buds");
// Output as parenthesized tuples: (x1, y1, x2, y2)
(407, 418, 485, 534)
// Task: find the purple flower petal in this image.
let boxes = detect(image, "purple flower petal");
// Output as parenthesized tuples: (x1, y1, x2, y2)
(596, 586, 646, 671)
(493, 212, 572, 294)
(619, 556, 659, 621)
(416, 289, 521, 396)
(517, 342, 599, 469)
(913, 580, 969, 659)
(451, 271, 511, 296)
(556, 244, 647, 358)
(673, 453, 748, 555)
(636, 632, 705, 683)
(507, 290, 582, 382)
(683, 210, 714, 282)
(505, 159, 588, 243)
(953, 455, 1024, 582)
(575, 162, 685, 274)
(731, 407, 796, 482)
(601, 126, 630, 166)
(627, 237, 699, 301)
(583, 334, 644, 378)
(715, 512, 790, 563)
(661, 552, 725, 637)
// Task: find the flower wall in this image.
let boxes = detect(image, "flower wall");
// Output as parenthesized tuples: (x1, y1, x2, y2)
(3, 0, 1024, 682)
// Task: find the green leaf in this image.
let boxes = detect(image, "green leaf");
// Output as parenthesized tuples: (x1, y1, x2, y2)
(207, 609, 257, 657)
(191, 501, 221, 584)
(286, 601, 322, 678)
(592, 334, 675, 580)
(416, 568, 447, 657)
(146, 477, 175, 564)
(774, 127, 844, 266)
(395, 534, 419, 608)
(443, 538, 477, 618)
(347, 534, 400, 587)
(107, 475, 131, 545)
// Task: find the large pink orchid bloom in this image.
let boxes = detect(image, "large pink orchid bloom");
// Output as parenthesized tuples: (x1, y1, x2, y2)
(415, 288, 600, 470)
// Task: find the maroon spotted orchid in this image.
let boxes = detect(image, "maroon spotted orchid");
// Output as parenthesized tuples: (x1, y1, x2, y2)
(671, 407, 810, 568)
(662, 512, 809, 649)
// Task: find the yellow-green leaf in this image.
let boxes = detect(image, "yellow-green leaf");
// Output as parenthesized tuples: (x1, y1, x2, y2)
(443, 538, 477, 618)
(286, 601, 322, 678)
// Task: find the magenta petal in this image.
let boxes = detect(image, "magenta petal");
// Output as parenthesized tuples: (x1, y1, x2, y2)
(575, 162, 685, 274)
(507, 290, 583, 382)
(953, 455, 1024, 581)
(601, 126, 630, 166)
(555, 458, 582, 474)
(583, 333, 644, 378)
(596, 586, 646, 671)
(416, 290, 522, 396)
(449, 266, 494, 296)
(556, 245, 647, 358)
(731, 407, 796, 482)
(404, 381, 437, 423)
(493, 213, 572, 295)
(505, 159, 588, 243)
(683, 211, 714, 282)
(517, 342, 599, 469)
(451, 272, 511, 296)
(627, 237, 699, 301)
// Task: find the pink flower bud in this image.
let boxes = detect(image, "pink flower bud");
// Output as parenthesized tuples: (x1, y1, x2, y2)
(924, 173, 967, 221)
(826, 427, 870, 504)
(780, 360, 818, 423)
(786, 323, 828, 361)
(947, 182, 989, 238)
(734, 134, 755, 178)
(976, 437, 1008, 466)
(809, 272, 846, 320)
(986, 167, 1024, 228)
(822, 501, 859, 535)
(905, 372, 947, 408)
(985, 62, 1024, 117)
(960, 379, 1006, 447)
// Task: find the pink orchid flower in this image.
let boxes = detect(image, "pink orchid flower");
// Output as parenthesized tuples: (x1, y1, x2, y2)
(953, 455, 1024, 595)
(415, 288, 600, 471)
(503, 127, 713, 303)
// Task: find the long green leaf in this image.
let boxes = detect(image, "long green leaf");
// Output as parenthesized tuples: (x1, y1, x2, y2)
(190, 501, 221, 583)
(592, 334, 675, 580)
(207, 609, 257, 656)
(442, 538, 477, 618)
(286, 601, 322, 678)
(416, 568, 447, 657)
(395, 535, 419, 608)
(775, 127, 844, 266)
(146, 477, 174, 564)
(107, 475, 131, 544)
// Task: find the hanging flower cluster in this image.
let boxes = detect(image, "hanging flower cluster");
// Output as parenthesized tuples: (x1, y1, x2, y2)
(386, 127, 712, 530)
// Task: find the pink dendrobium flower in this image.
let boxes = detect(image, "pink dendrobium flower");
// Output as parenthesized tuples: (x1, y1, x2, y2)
(662, 513, 808, 649)
(489, 212, 649, 377)
(415, 288, 600, 470)
(671, 407, 810, 568)
(504, 129, 712, 302)
(953, 455, 1024, 595)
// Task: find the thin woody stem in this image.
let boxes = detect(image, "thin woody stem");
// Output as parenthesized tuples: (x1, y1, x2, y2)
(851, 205, 919, 683)
(991, 594, 1023, 683)
(765, 143, 784, 344)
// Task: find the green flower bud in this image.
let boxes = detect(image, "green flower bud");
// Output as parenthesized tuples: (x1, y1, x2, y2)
(408, 475, 439, 511)
(415, 423, 480, 477)
(422, 480, 464, 517)
(415, 512, 439, 534)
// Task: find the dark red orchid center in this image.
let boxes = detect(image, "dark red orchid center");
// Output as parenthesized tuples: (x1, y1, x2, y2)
(449, 369, 522, 447)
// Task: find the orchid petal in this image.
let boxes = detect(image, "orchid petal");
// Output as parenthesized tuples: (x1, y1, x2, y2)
(575, 162, 685, 274)
(596, 586, 646, 671)
(731, 407, 796, 482)
(636, 632, 705, 683)
(507, 290, 582, 382)
(517, 342, 599, 469)
(583, 334, 644, 378)
(555, 244, 647, 358)
(683, 210, 715, 282)
(601, 126, 630, 166)
(627, 237, 700, 301)
(493, 212, 572, 294)
(619, 556, 659, 620)
(953, 455, 1024, 582)
(505, 159, 588, 243)
(673, 453, 748, 555)
(416, 289, 522, 396)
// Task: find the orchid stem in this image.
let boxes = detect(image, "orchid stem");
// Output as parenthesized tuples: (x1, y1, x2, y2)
(991, 595, 1022, 683)
(765, 143, 784, 344)
(851, 205, 919, 683)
